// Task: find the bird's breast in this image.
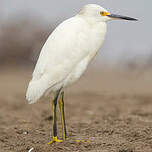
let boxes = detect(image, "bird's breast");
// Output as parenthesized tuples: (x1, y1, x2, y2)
(62, 22, 107, 87)
(86, 22, 107, 61)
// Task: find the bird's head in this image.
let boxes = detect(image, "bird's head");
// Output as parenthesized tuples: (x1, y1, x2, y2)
(79, 4, 137, 22)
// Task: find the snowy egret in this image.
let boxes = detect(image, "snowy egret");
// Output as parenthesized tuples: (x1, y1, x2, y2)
(26, 4, 137, 144)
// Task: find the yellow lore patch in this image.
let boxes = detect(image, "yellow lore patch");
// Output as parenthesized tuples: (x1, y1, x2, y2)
(100, 11, 110, 16)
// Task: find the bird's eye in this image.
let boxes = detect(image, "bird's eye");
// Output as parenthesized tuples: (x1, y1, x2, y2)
(100, 11, 110, 16)
(100, 12, 105, 16)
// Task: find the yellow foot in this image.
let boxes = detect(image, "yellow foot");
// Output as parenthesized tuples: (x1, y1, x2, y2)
(75, 139, 90, 143)
(48, 136, 63, 144)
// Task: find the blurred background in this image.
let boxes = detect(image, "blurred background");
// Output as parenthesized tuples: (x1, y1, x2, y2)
(1, 1, 152, 151)
(1, 0, 152, 68)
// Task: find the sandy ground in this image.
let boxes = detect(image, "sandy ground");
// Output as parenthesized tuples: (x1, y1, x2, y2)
(0, 66, 152, 152)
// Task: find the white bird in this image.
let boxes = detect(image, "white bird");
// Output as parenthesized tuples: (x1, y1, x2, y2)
(26, 4, 137, 144)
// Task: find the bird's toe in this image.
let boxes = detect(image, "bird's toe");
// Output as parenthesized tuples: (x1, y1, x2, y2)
(48, 136, 63, 144)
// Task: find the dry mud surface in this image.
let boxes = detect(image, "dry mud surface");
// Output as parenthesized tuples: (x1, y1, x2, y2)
(0, 67, 152, 152)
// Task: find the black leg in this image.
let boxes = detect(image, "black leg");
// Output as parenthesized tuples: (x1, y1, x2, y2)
(53, 95, 58, 137)
(48, 89, 63, 144)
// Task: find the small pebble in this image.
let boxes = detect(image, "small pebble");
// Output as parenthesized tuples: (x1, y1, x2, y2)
(23, 131, 28, 135)
(28, 147, 34, 152)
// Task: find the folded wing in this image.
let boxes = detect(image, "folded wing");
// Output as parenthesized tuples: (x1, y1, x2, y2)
(26, 17, 90, 104)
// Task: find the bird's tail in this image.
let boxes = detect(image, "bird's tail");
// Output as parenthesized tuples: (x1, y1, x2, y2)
(26, 77, 50, 104)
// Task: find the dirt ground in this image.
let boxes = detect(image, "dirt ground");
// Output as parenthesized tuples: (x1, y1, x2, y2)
(1, 66, 152, 152)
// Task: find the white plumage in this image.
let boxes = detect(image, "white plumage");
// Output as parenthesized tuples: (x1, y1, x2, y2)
(26, 4, 137, 104)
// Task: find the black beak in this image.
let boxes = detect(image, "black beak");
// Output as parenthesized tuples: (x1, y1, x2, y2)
(107, 14, 138, 21)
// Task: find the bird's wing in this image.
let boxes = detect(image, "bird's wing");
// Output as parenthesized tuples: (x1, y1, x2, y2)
(26, 17, 91, 103)
(33, 17, 90, 82)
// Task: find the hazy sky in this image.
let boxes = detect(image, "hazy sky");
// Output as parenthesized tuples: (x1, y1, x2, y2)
(1, 0, 152, 64)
